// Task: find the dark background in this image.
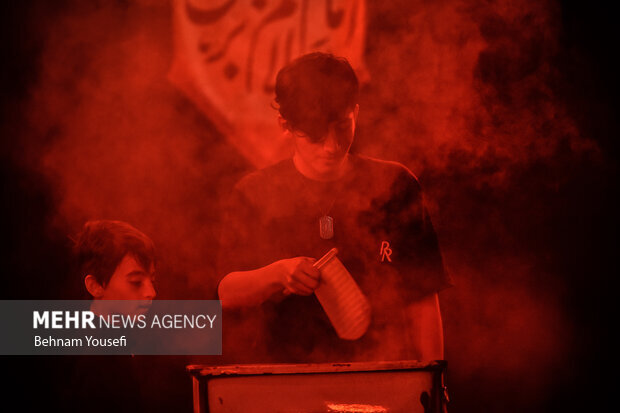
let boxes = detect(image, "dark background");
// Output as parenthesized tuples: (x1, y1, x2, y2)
(1, 0, 617, 411)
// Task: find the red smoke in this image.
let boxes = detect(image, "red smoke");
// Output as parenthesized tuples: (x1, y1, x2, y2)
(17, 0, 599, 411)
(25, 2, 248, 300)
(359, 0, 595, 409)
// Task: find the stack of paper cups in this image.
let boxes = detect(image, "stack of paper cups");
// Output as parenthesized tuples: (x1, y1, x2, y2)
(314, 248, 371, 340)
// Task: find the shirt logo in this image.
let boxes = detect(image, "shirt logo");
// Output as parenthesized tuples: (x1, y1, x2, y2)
(380, 241, 393, 262)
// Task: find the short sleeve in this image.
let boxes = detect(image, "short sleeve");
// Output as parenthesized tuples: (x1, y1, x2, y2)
(383, 171, 453, 299)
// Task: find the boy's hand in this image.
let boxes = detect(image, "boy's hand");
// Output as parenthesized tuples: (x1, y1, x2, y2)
(277, 257, 320, 296)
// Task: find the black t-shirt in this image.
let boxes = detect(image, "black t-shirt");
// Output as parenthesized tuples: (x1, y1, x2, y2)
(217, 154, 451, 363)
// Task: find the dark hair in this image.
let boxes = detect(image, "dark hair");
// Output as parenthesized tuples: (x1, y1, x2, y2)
(74, 220, 156, 287)
(275, 52, 359, 140)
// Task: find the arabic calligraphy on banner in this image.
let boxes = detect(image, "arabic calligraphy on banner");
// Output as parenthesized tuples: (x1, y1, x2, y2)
(169, 0, 367, 167)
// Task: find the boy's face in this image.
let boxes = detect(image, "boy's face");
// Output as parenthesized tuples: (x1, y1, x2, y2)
(92, 254, 156, 315)
(102, 254, 156, 301)
(291, 105, 358, 180)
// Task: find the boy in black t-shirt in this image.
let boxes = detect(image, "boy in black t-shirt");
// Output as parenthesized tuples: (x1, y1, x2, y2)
(217, 53, 451, 363)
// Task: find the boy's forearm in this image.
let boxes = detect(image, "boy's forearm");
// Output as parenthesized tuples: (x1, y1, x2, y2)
(217, 262, 284, 309)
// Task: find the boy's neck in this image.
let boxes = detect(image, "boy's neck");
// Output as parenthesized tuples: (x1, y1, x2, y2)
(293, 153, 352, 182)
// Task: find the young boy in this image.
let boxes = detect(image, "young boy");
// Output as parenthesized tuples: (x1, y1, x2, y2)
(217, 52, 452, 363)
(70, 220, 158, 412)
(74, 219, 157, 314)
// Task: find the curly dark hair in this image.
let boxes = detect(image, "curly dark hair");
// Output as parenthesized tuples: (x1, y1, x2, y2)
(274, 52, 359, 141)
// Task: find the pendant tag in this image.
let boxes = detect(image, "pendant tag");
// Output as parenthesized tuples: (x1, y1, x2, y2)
(319, 216, 334, 239)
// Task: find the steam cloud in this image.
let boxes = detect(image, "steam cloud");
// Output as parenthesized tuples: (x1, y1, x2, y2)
(14, 0, 602, 410)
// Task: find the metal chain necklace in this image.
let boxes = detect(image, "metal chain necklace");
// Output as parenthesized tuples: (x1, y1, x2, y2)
(318, 197, 337, 240)
(299, 177, 340, 240)
(295, 156, 354, 240)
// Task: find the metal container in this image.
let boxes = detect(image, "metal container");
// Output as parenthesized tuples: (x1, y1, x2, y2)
(187, 360, 448, 413)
